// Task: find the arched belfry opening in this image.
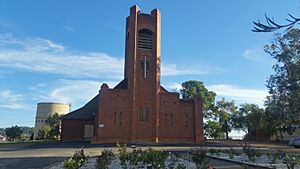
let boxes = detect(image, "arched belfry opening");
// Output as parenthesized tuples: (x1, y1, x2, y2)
(138, 29, 153, 50)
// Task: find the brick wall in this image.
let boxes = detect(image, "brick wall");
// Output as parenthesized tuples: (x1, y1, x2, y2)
(61, 119, 93, 141)
(93, 87, 130, 143)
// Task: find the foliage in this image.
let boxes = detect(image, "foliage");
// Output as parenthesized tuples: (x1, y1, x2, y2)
(167, 152, 181, 169)
(208, 149, 221, 157)
(63, 158, 81, 169)
(128, 148, 146, 167)
(191, 149, 209, 169)
(242, 143, 261, 162)
(96, 149, 115, 169)
(118, 145, 168, 169)
(118, 145, 129, 169)
(46, 113, 62, 139)
(283, 154, 300, 169)
(266, 152, 279, 165)
(176, 163, 186, 169)
(215, 98, 237, 139)
(63, 148, 87, 169)
(143, 148, 168, 169)
(19, 126, 34, 136)
(5, 125, 23, 141)
(232, 104, 266, 139)
(180, 80, 216, 118)
(36, 113, 62, 140)
(37, 125, 51, 140)
(204, 120, 225, 139)
(264, 29, 300, 140)
(19, 134, 30, 141)
(223, 148, 239, 159)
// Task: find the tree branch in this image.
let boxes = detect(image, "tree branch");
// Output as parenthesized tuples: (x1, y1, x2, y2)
(252, 14, 300, 32)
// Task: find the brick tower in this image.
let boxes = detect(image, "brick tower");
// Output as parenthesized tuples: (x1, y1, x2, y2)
(125, 5, 161, 142)
(80, 5, 205, 144)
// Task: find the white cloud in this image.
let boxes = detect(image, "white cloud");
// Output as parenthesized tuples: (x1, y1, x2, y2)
(161, 63, 222, 76)
(0, 90, 26, 110)
(0, 34, 124, 79)
(0, 34, 221, 78)
(163, 82, 182, 92)
(34, 79, 119, 110)
(163, 82, 268, 107)
(207, 84, 268, 107)
(243, 47, 274, 64)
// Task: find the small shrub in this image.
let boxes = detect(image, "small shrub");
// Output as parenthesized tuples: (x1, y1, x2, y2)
(63, 158, 81, 169)
(96, 149, 115, 169)
(72, 148, 87, 163)
(167, 152, 181, 169)
(242, 143, 260, 162)
(191, 149, 209, 169)
(118, 144, 129, 169)
(176, 163, 187, 169)
(63, 148, 87, 169)
(270, 153, 279, 165)
(283, 154, 300, 169)
(144, 148, 168, 169)
(128, 148, 145, 167)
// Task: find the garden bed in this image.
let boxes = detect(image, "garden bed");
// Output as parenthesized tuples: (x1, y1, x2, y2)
(47, 144, 300, 169)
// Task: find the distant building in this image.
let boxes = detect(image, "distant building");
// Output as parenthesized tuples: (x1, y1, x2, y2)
(61, 5, 204, 144)
(34, 102, 70, 139)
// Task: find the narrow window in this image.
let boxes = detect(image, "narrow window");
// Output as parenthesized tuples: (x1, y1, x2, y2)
(114, 112, 117, 127)
(139, 107, 143, 122)
(170, 113, 173, 128)
(164, 113, 168, 127)
(119, 112, 123, 126)
(139, 107, 149, 122)
(185, 114, 188, 128)
(145, 107, 149, 122)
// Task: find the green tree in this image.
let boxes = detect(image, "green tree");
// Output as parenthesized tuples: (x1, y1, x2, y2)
(5, 125, 23, 141)
(215, 98, 237, 140)
(264, 29, 300, 140)
(46, 113, 61, 139)
(204, 120, 225, 139)
(37, 125, 51, 140)
(232, 104, 266, 139)
(181, 80, 216, 117)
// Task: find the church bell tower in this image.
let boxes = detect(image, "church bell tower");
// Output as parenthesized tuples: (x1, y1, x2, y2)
(124, 5, 161, 142)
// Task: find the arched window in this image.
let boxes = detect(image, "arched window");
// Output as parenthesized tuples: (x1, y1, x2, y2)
(138, 29, 153, 50)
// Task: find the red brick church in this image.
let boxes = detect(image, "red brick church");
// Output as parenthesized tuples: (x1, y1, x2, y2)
(61, 5, 204, 144)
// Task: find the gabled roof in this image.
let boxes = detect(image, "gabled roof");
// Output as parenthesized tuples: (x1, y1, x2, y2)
(114, 78, 128, 89)
(62, 94, 99, 120)
(160, 86, 168, 92)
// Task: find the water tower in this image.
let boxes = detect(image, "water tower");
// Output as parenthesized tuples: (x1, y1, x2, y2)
(34, 102, 70, 139)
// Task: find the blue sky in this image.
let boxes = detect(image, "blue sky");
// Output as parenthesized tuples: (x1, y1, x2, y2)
(0, 0, 298, 128)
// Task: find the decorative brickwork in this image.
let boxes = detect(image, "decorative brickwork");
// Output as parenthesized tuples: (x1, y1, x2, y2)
(62, 5, 204, 144)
